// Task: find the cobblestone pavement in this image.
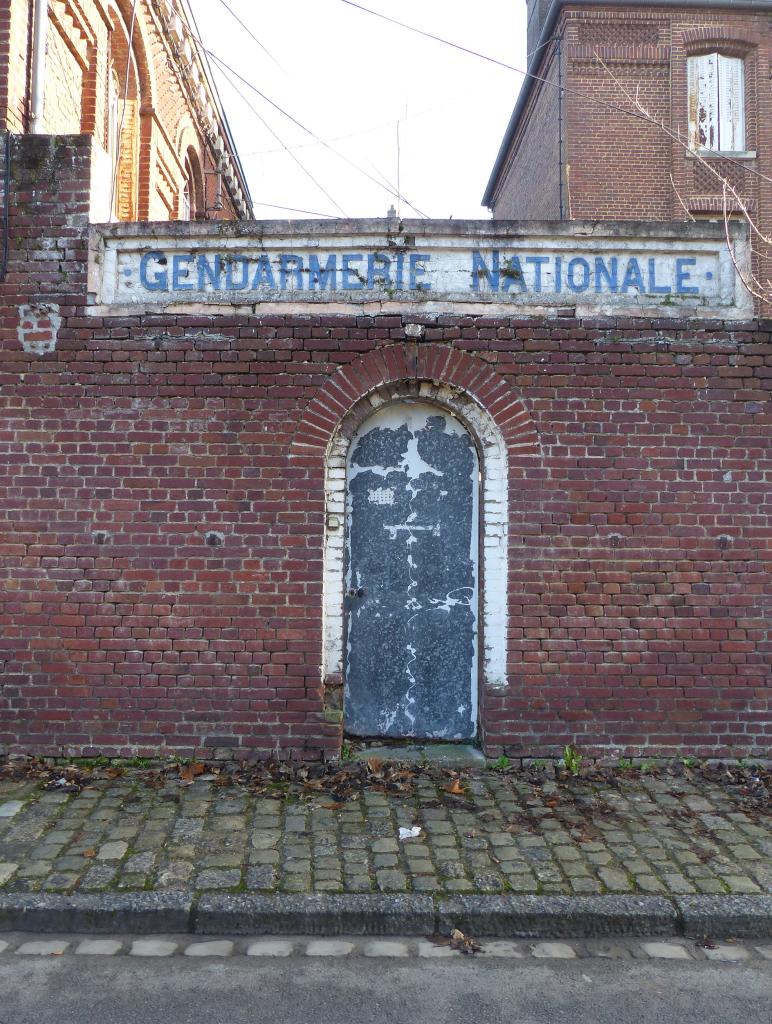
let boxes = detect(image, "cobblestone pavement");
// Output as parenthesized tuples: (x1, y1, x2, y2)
(1, 763, 769, 900)
(0, 931, 770, 961)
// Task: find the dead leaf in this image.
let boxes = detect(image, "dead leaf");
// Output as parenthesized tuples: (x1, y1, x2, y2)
(449, 927, 482, 955)
(444, 778, 465, 796)
(82, 848, 96, 859)
(179, 761, 206, 783)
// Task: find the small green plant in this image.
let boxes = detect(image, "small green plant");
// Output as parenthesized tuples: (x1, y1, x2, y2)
(340, 740, 354, 762)
(489, 755, 511, 772)
(680, 756, 700, 769)
(562, 744, 583, 777)
(531, 758, 546, 770)
(119, 756, 156, 769)
(617, 757, 634, 771)
(639, 760, 656, 774)
(66, 756, 111, 769)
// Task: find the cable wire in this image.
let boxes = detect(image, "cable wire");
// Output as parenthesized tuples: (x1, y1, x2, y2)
(214, 0, 284, 70)
(209, 47, 430, 217)
(333, 0, 772, 191)
(209, 51, 350, 217)
(252, 201, 339, 218)
(184, 19, 430, 216)
(336, 0, 532, 75)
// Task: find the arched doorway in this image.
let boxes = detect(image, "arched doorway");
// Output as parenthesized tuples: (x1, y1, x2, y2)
(343, 402, 480, 739)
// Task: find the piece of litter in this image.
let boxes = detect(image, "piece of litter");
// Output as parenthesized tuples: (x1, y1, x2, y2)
(398, 826, 422, 840)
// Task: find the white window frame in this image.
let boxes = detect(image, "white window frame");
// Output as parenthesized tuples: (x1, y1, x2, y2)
(688, 52, 746, 154)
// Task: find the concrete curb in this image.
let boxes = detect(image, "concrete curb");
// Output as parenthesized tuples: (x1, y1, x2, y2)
(676, 895, 772, 939)
(436, 895, 680, 938)
(0, 893, 193, 934)
(0, 893, 770, 939)
(194, 894, 436, 936)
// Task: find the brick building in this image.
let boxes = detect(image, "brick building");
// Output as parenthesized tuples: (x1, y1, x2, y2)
(0, 133, 768, 763)
(484, 0, 771, 247)
(0, 0, 250, 220)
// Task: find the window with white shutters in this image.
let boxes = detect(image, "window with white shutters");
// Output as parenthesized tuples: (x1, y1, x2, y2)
(688, 53, 745, 152)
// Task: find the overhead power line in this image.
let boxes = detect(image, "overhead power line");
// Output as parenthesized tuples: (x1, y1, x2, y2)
(253, 202, 339, 219)
(209, 51, 350, 217)
(336, 0, 530, 75)
(186, 8, 430, 216)
(241, 92, 469, 158)
(214, 0, 283, 70)
(333, 0, 772, 191)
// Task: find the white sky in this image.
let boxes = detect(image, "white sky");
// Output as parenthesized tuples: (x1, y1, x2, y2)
(187, 0, 528, 220)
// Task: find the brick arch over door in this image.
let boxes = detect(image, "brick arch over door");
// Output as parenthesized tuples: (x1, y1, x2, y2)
(290, 343, 540, 458)
(290, 343, 541, 711)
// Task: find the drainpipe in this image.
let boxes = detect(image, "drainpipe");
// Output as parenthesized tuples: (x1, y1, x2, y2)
(1, 132, 11, 281)
(556, 35, 564, 221)
(30, 0, 50, 134)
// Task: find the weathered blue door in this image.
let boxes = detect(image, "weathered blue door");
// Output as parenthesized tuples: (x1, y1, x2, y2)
(344, 403, 479, 739)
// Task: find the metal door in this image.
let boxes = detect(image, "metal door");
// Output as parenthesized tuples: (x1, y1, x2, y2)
(344, 403, 479, 739)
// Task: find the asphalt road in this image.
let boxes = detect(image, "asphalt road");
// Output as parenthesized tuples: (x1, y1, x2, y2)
(2, 955, 770, 1024)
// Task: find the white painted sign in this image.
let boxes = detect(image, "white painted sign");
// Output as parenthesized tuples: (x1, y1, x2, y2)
(88, 220, 753, 319)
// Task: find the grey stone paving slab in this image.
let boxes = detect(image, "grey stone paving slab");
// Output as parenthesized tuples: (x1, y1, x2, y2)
(363, 939, 410, 957)
(245, 939, 294, 957)
(416, 939, 460, 957)
(482, 940, 524, 957)
(0, 802, 24, 818)
(97, 841, 128, 861)
(75, 939, 123, 955)
(184, 940, 234, 957)
(16, 940, 69, 955)
(305, 939, 354, 956)
(129, 939, 178, 957)
(642, 940, 693, 959)
(703, 944, 750, 961)
(0, 864, 17, 886)
(531, 941, 577, 958)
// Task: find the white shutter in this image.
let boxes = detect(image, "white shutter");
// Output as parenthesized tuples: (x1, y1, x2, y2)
(697, 53, 719, 150)
(688, 56, 701, 148)
(718, 55, 745, 151)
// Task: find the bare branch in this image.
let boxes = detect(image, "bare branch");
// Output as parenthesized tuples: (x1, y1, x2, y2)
(593, 53, 772, 305)
(722, 182, 769, 302)
(670, 173, 696, 222)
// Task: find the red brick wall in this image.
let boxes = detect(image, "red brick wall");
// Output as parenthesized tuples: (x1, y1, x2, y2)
(0, 0, 244, 221)
(490, 39, 564, 221)
(0, 0, 32, 135)
(1, 135, 769, 761)
(492, 5, 772, 246)
(564, 9, 673, 220)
